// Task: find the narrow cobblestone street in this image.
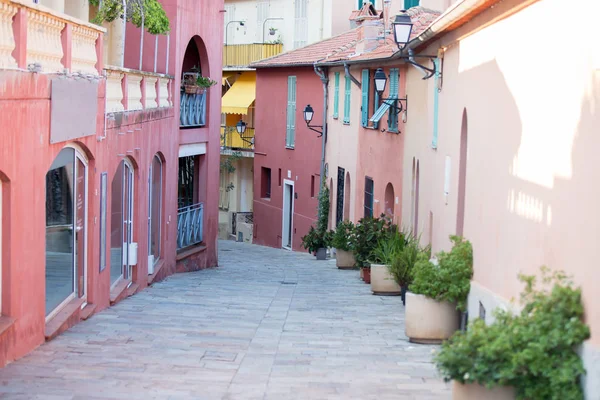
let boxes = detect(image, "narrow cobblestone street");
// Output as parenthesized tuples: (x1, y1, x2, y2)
(0, 241, 450, 399)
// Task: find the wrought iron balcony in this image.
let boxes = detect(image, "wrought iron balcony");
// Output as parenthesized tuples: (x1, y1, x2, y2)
(180, 90, 207, 127)
(220, 126, 255, 151)
(177, 202, 204, 249)
(223, 43, 283, 67)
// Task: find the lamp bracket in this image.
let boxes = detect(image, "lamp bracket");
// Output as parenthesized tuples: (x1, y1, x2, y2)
(306, 122, 323, 137)
(396, 55, 438, 80)
(381, 96, 408, 115)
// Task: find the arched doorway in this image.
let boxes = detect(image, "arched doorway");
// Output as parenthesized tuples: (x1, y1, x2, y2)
(456, 109, 468, 236)
(413, 160, 420, 236)
(148, 154, 163, 274)
(45, 146, 87, 318)
(384, 183, 395, 218)
(343, 172, 351, 221)
(110, 158, 135, 286)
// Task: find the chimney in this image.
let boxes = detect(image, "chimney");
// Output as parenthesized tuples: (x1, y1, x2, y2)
(383, 0, 391, 35)
(355, 19, 384, 55)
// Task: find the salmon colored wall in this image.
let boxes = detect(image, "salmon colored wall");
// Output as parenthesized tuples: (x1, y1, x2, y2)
(402, 0, 600, 367)
(0, 70, 177, 366)
(326, 66, 406, 228)
(253, 67, 323, 251)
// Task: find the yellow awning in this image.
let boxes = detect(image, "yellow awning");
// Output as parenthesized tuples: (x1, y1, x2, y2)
(221, 72, 256, 115)
(222, 72, 235, 85)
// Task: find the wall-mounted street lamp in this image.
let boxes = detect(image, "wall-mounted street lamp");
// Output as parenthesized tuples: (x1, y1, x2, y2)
(236, 120, 254, 146)
(392, 11, 437, 80)
(303, 105, 323, 137)
(374, 68, 408, 118)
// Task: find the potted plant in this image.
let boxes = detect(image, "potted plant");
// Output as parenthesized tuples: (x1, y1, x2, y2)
(369, 230, 405, 295)
(435, 267, 590, 400)
(351, 214, 396, 284)
(269, 27, 277, 36)
(301, 182, 331, 260)
(332, 220, 356, 269)
(387, 233, 430, 305)
(405, 236, 473, 344)
(182, 72, 217, 94)
(195, 75, 217, 92)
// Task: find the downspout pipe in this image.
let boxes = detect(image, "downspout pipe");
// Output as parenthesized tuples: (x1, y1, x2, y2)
(344, 63, 361, 89)
(313, 64, 329, 194)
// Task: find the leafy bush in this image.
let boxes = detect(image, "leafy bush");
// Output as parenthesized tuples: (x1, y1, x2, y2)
(350, 214, 396, 268)
(388, 233, 430, 288)
(331, 220, 355, 251)
(435, 267, 590, 400)
(301, 181, 331, 254)
(409, 235, 473, 311)
(90, 0, 170, 35)
(196, 76, 218, 88)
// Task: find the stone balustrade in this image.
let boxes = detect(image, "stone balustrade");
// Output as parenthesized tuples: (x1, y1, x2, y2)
(104, 65, 173, 114)
(0, 0, 104, 74)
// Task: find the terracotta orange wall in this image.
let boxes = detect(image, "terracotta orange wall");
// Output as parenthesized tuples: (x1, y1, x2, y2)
(253, 67, 323, 251)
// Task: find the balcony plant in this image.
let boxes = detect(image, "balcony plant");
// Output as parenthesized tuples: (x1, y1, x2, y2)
(435, 267, 590, 400)
(301, 182, 331, 260)
(405, 236, 473, 344)
(331, 220, 356, 269)
(350, 214, 396, 284)
(182, 74, 217, 95)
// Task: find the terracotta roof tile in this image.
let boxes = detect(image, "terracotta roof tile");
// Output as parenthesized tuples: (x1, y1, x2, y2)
(250, 29, 360, 68)
(251, 6, 440, 68)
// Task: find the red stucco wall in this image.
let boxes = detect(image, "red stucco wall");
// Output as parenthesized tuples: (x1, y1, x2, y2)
(253, 67, 323, 251)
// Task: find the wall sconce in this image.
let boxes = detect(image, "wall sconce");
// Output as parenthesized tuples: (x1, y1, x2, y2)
(303, 104, 323, 137)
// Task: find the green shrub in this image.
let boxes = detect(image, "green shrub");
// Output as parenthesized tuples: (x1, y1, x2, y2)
(388, 233, 430, 287)
(435, 267, 590, 400)
(331, 220, 355, 251)
(350, 215, 396, 268)
(409, 235, 473, 311)
(90, 0, 170, 35)
(301, 181, 331, 253)
(371, 230, 405, 265)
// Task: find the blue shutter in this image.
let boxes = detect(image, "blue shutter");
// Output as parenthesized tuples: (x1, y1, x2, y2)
(333, 72, 340, 119)
(404, 0, 419, 8)
(387, 68, 399, 132)
(361, 69, 369, 127)
(432, 59, 440, 149)
(358, 0, 364, 9)
(373, 87, 380, 129)
(343, 76, 351, 124)
(286, 76, 297, 148)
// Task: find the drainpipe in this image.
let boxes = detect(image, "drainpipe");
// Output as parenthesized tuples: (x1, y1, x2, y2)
(408, 48, 430, 78)
(313, 65, 329, 193)
(344, 63, 361, 88)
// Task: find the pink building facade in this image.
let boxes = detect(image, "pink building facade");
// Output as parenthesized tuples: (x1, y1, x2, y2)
(0, 0, 222, 367)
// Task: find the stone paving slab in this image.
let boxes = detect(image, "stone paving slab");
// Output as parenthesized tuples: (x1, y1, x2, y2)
(0, 241, 450, 399)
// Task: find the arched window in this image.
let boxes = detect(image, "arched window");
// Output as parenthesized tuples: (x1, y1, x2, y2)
(343, 172, 351, 221)
(148, 155, 163, 273)
(111, 159, 135, 285)
(456, 109, 468, 236)
(45, 147, 87, 318)
(384, 183, 395, 217)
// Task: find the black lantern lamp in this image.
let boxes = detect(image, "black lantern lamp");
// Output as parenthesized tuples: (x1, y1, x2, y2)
(374, 68, 387, 94)
(236, 119, 253, 147)
(303, 104, 323, 137)
(390, 11, 438, 80)
(373, 69, 408, 118)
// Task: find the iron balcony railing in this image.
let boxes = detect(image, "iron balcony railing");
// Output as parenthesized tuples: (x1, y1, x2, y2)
(177, 202, 204, 249)
(180, 91, 207, 127)
(220, 127, 255, 150)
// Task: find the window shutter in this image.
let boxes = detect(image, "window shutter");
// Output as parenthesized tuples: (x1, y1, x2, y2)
(432, 59, 440, 149)
(256, 1, 270, 43)
(404, 0, 420, 8)
(373, 88, 380, 129)
(294, 0, 308, 48)
(333, 72, 340, 119)
(286, 76, 297, 147)
(387, 68, 399, 132)
(361, 69, 369, 127)
(343, 76, 351, 124)
(358, 0, 364, 9)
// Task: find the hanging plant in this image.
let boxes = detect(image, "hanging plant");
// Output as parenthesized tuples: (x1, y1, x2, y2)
(89, 0, 170, 35)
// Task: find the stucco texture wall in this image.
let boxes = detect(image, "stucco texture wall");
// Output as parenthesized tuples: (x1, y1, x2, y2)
(253, 67, 322, 251)
(402, 0, 600, 393)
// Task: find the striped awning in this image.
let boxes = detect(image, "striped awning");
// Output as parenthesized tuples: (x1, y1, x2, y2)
(370, 99, 396, 123)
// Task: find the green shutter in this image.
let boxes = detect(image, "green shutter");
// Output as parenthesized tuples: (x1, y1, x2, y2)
(361, 69, 369, 127)
(404, 0, 419, 8)
(333, 72, 340, 119)
(343, 75, 351, 124)
(387, 68, 399, 132)
(286, 76, 296, 148)
(358, 0, 363, 9)
(432, 59, 440, 149)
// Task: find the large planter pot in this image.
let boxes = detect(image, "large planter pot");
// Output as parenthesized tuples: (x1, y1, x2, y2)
(405, 292, 460, 344)
(336, 249, 356, 269)
(315, 248, 327, 260)
(452, 382, 515, 400)
(361, 267, 371, 283)
(370, 264, 401, 295)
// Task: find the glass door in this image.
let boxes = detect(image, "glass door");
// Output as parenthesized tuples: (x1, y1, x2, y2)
(110, 160, 134, 285)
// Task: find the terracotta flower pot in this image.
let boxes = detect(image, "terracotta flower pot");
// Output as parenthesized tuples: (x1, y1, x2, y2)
(370, 264, 401, 295)
(405, 292, 460, 344)
(336, 249, 356, 269)
(361, 267, 371, 283)
(452, 382, 515, 400)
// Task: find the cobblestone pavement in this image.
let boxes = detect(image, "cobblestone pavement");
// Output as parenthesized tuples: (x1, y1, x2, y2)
(0, 241, 451, 400)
